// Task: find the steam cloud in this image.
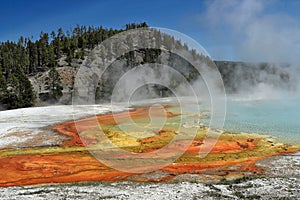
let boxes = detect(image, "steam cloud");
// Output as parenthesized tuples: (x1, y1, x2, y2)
(200, 0, 300, 99)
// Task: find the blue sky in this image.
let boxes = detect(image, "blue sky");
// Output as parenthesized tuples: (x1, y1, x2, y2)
(1, 0, 300, 62)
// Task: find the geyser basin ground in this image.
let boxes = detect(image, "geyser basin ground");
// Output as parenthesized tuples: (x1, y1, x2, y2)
(0, 99, 299, 187)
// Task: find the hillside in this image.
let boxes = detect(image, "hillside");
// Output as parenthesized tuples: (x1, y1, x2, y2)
(0, 22, 212, 109)
(0, 22, 295, 109)
(0, 23, 148, 109)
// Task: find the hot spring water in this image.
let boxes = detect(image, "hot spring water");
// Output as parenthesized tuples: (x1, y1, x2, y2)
(136, 96, 300, 145)
(219, 97, 300, 144)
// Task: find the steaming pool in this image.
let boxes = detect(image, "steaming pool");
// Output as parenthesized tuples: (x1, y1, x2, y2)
(131, 96, 300, 145)
(219, 97, 300, 144)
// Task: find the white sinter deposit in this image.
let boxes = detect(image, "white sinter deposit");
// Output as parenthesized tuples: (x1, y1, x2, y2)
(0, 104, 128, 149)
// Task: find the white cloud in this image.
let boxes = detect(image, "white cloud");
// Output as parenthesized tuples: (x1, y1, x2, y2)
(202, 0, 300, 63)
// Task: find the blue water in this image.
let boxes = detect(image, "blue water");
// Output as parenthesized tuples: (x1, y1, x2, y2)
(223, 97, 300, 144)
(153, 97, 300, 144)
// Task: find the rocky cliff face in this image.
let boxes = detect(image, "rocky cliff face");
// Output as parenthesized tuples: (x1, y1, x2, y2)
(215, 61, 294, 94)
(29, 48, 297, 105)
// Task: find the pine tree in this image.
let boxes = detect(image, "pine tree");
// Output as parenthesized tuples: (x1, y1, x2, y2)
(7, 66, 35, 108)
(48, 62, 63, 100)
(52, 29, 62, 57)
(78, 36, 86, 49)
(39, 32, 49, 66)
(0, 66, 8, 103)
(48, 44, 55, 63)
